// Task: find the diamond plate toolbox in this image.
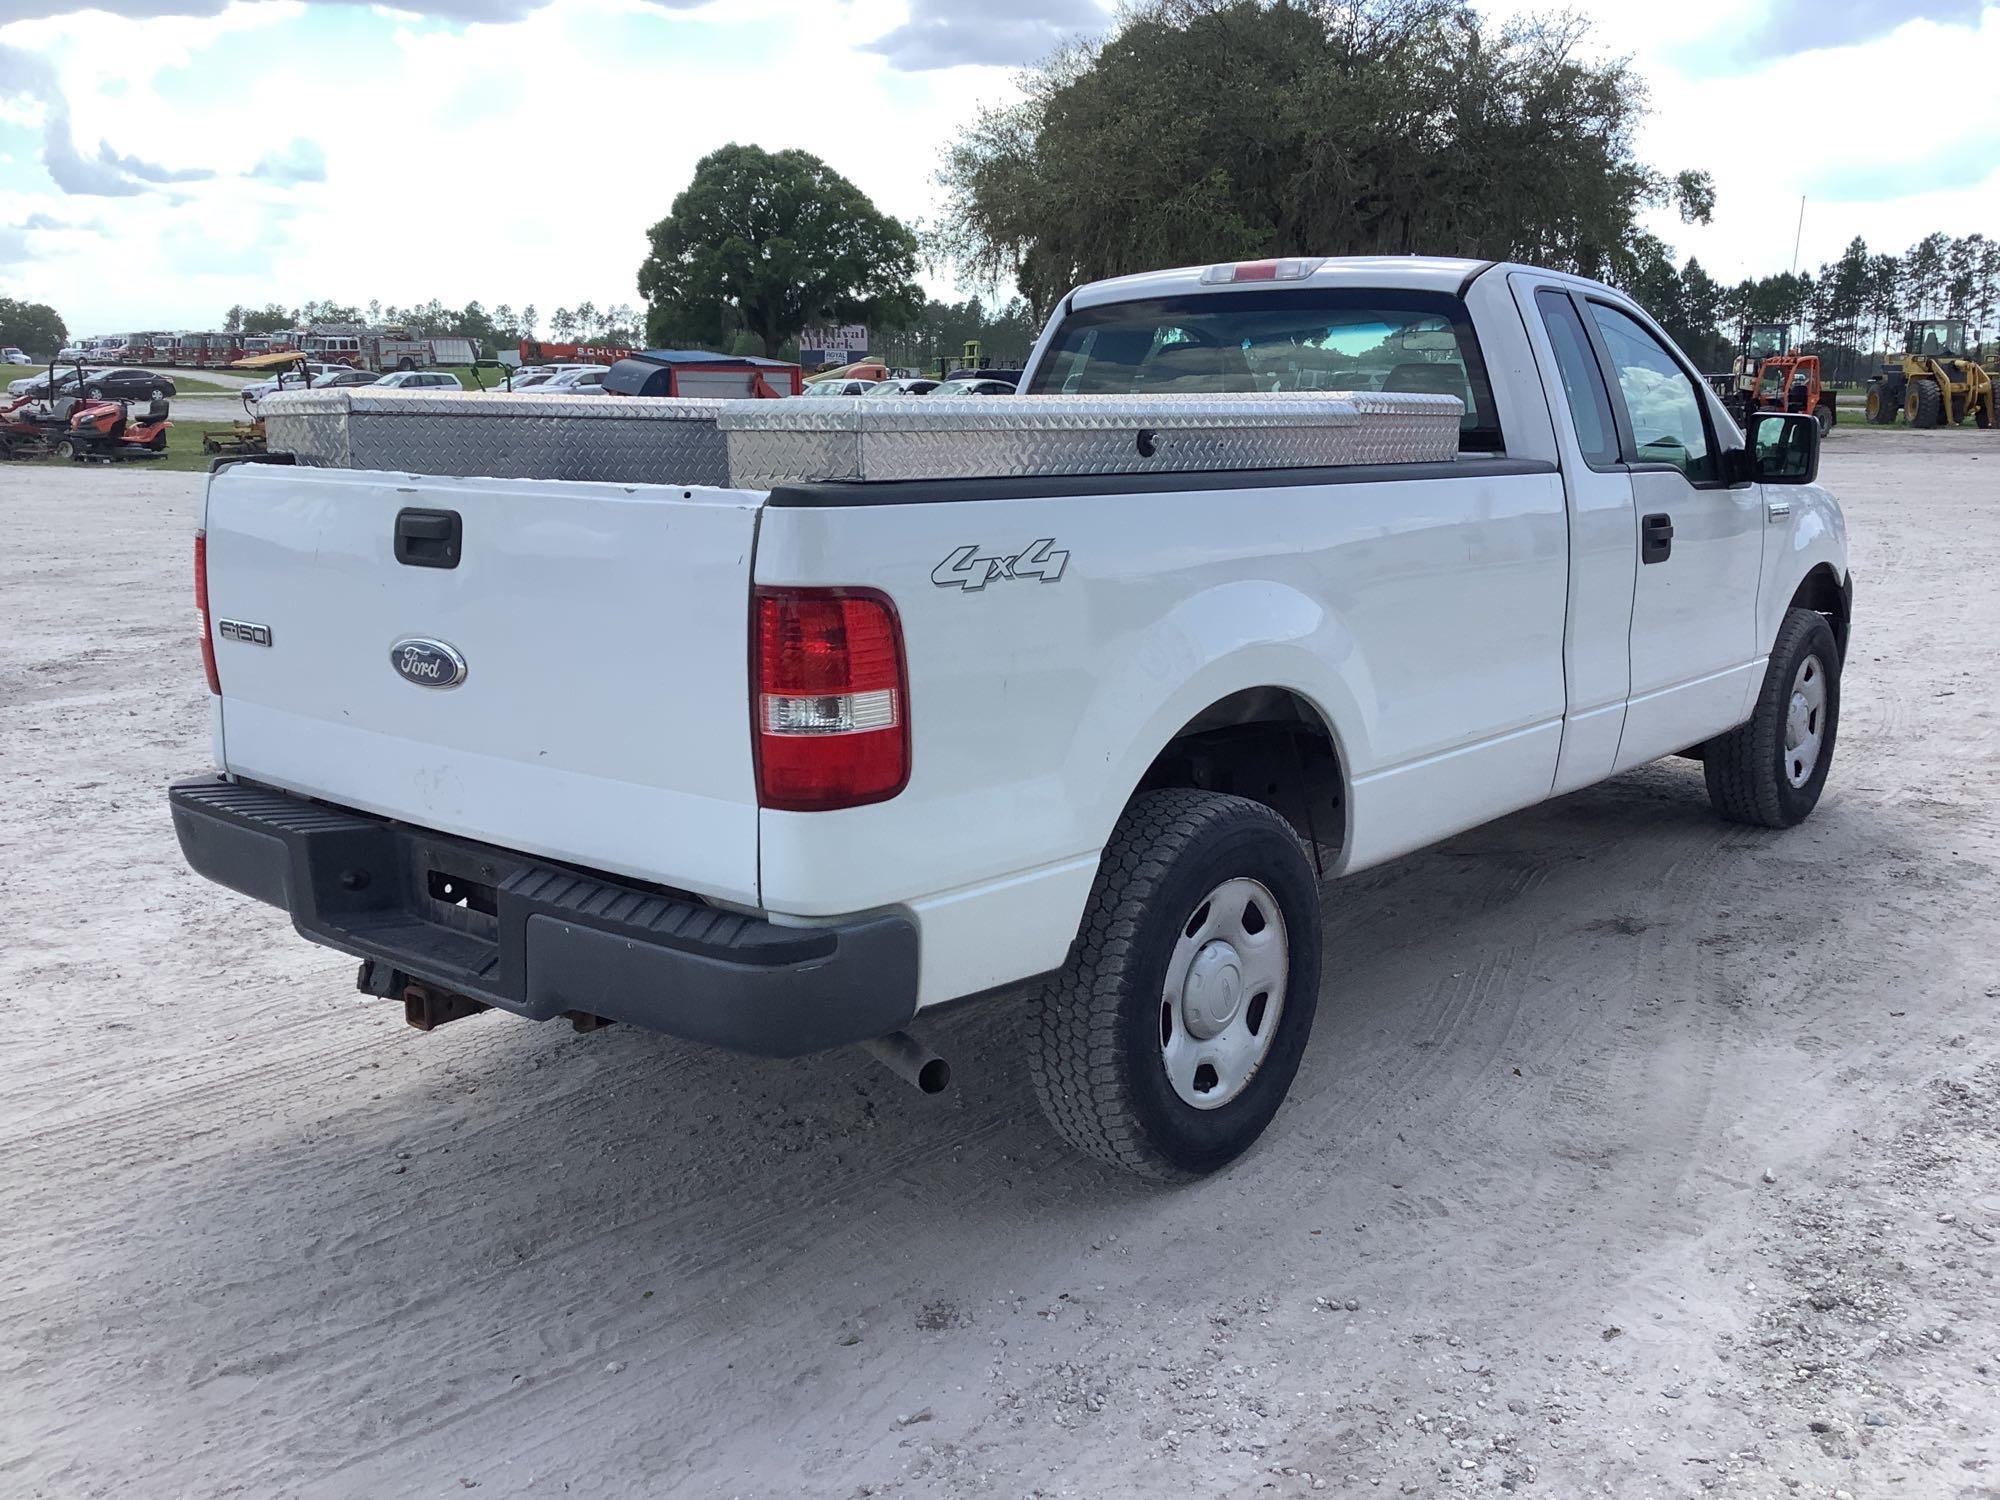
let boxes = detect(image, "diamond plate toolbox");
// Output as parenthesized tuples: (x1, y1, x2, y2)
(257, 389, 1462, 488)
(259, 390, 735, 486)
(718, 392, 1461, 486)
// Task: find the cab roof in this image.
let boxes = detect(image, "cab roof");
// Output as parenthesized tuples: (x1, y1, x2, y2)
(1067, 255, 1496, 310)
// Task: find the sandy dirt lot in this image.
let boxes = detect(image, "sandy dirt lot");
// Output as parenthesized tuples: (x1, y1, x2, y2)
(4, 430, 1998, 1499)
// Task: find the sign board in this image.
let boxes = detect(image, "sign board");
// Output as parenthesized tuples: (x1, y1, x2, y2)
(800, 325, 869, 357)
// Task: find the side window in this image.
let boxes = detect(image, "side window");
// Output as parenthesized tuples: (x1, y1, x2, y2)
(1534, 290, 1618, 468)
(1587, 302, 1718, 483)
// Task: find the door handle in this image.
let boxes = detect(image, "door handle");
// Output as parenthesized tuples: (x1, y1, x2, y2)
(394, 508, 461, 569)
(1641, 512, 1674, 565)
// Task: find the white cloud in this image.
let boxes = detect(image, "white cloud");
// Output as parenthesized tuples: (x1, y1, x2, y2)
(864, 0, 1109, 71)
(246, 136, 325, 184)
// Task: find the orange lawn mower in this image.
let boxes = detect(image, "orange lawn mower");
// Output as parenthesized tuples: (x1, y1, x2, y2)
(0, 389, 171, 463)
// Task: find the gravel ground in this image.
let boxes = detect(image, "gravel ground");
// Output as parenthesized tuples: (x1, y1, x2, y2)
(3, 429, 1998, 1499)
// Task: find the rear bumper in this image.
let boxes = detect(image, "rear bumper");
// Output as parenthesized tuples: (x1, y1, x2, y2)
(168, 777, 918, 1057)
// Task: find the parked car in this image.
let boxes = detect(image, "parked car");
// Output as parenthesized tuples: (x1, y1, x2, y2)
(310, 368, 386, 390)
(78, 368, 176, 401)
(929, 378, 1016, 396)
(864, 378, 941, 396)
(372, 370, 465, 391)
(7, 368, 87, 398)
(172, 255, 1848, 1180)
(241, 362, 347, 410)
(525, 366, 610, 395)
(1, 346, 32, 365)
(800, 378, 877, 398)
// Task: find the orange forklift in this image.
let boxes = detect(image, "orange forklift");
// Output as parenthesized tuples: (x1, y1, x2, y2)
(1714, 323, 1837, 435)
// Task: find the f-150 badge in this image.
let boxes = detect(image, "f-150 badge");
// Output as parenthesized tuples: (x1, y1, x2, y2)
(932, 539, 1069, 592)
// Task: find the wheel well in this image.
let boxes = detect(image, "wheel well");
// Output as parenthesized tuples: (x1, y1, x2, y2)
(1134, 688, 1346, 873)
(1788, 564, 1849, 661)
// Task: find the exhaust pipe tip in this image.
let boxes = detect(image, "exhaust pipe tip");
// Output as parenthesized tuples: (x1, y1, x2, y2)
(861, 1030, 951, 1095)
(914, 1055, 951, 1095)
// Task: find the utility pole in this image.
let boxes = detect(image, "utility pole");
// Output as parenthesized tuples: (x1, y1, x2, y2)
(1790, 197, 1806, 276)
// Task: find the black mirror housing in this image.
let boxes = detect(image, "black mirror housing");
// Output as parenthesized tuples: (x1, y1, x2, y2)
(1747, 410, 1820, 485)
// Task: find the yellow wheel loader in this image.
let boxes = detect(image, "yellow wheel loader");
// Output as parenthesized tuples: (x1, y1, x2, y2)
(1866, 318, 1996, 428)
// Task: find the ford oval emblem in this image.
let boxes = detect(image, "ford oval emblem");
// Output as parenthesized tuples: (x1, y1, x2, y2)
(390, 637, 467, 689)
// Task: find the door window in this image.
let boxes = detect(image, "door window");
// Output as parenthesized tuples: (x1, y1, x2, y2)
(1534, 291, 1618, 468)
(1587, 303, 1718, 482)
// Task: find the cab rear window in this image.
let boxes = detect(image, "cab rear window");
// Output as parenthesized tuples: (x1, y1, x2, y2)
(1026, 286, 1503, 452)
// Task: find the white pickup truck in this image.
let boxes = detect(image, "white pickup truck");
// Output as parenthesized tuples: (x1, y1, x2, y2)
(171, 256, 1850, 1180)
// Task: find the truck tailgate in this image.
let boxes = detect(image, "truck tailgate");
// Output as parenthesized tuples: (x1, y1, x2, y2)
(202, 464, 764, 905)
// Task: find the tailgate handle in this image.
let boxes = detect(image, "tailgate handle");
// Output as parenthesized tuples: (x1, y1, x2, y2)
(395, 508, 461, 570)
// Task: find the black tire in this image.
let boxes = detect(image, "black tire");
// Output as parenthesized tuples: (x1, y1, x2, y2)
(1866, 380, 1900, 424)
(1028, 789, 1322, 1181)
(54, 437, 77, 461)
(1911, 377, 1943, 429)
(148, 386, 165, 401)
(84, 385, 103, 399)
(1813, 401, 1833, 435)
(398, 357, 416, 371)
(1703, 608, 1841, 829)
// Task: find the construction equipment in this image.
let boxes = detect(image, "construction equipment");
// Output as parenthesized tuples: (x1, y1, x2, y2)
(1713, 324, 1836, 434)
(1865, 318, 1996, 428)
(202, 420, 267, 457)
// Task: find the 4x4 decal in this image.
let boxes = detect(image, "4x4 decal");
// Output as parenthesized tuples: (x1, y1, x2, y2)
(932, 538, 1069, 592)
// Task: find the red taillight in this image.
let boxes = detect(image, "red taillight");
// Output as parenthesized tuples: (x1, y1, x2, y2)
(753, 587, 908, 811)
(194, 530, 219, 695)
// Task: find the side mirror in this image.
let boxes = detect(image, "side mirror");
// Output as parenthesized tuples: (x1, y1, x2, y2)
(1749, 410, 1819, 485)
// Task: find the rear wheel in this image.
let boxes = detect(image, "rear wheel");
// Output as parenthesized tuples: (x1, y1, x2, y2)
(1029, 790, 1322, 1181)
(1813, 401, 1834, 435)
(53, 437, 78, 461)
(1703, 608, 1841, 828)
(1911, 377, 1943, 429)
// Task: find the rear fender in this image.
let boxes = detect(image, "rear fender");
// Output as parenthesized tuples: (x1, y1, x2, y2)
(1076, 578, 1361, 856)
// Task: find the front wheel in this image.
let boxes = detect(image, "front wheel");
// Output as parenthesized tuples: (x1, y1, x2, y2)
(53, 437, 78, 461)
(1703, 608, 1841, 828)
(1911, 377, 1943, 429)
(1813, 401, 1834, 435)
(1029, 790, 1322, 1180)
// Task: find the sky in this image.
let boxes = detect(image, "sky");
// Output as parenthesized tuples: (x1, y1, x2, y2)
(1, 0, 1996, 338)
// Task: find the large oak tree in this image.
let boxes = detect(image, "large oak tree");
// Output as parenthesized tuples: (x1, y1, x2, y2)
(933, 0, 1715, 316)
(639, 144, 924, 357)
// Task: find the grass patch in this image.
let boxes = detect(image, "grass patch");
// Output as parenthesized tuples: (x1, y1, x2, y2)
(165, 375, 243, 396)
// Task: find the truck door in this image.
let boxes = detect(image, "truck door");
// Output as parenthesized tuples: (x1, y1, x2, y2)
(1514, 280, 1637, 793)
(1579, 298, 1764, 769)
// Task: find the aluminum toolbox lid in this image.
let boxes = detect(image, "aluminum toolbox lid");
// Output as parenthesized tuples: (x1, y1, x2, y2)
(256, 388, 1464, 488)
(259, 388, 735, 487)
(715, 391, 1462, 485)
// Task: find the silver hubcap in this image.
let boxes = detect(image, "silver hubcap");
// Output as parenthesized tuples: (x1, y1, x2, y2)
(1161, 877, 1288, 1110)
(1784, 654, 1827, 788)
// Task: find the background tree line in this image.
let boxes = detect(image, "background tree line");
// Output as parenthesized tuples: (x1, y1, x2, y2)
(220, 298, 644, 350)
(0, 296, 66, 359)
(1625, 233, 2000, 381)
